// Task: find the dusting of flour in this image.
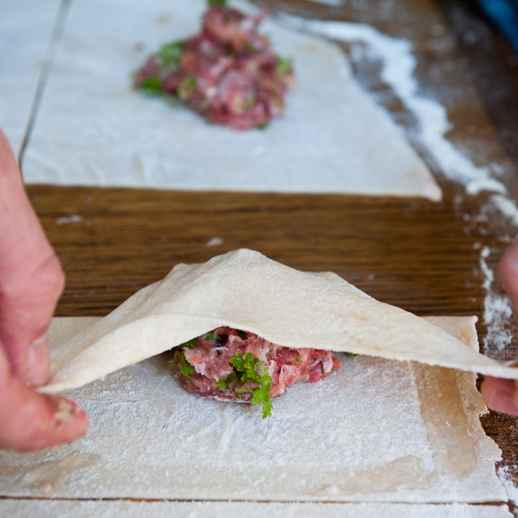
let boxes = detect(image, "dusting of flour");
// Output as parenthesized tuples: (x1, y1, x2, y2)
(480, 246, 513, 354)
(277, 15, 509, 197)
(56, 214, 83, 225)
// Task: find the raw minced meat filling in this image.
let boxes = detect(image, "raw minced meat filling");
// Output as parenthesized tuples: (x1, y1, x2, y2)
(134, 1, 294, 130)
(170, 327, 341, 417)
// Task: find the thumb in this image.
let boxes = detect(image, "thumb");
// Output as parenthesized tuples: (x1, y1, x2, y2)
(0, 253, 64, 386)
(0, 350, 87, 452)
(0, 130, 64, 386)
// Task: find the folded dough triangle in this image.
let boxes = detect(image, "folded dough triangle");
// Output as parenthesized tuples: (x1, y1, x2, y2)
(41, 249, 518, 394)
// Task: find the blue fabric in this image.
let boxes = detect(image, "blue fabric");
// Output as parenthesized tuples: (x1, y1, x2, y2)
(480, 0, 518, 53)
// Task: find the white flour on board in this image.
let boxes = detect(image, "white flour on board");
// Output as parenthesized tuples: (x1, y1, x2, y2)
(480, 246, 513, 354)
(491, 195, 518, 228)
(277, 15, 508, 194)
(497, 464, 518, 505)
(56, 214, 83, 225)
(206, 237, 224, 247)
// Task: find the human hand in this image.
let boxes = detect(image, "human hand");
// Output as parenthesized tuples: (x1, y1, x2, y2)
(0, 131, 87, 451)
(481, 243, 518, 415)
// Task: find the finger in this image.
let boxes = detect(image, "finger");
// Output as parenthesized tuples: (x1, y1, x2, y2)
(481, 376, 518, 416)
(0, 351, 87, 452)
(0, 253, 64, 386)
(497, 242, 518, 305)
(0, 130, 63, 386)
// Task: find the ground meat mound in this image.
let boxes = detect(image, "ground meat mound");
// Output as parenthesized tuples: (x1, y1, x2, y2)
(134, 3, 294, 130)
(170, 327, 341, 417)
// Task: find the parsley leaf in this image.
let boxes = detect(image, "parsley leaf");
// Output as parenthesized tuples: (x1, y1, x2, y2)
(252, 377, 273, 418)
(138, 76, 163, 94)
(157, 40, 184, 68)
(202, 331, 217, 341)
(276, 56, 293, 76)
(177, 351, 195, 377)
(208, 0, 227, 7)
(237, 330, 248, 339)
(180, 338, 199, 349)
(228, 352, 273, 418)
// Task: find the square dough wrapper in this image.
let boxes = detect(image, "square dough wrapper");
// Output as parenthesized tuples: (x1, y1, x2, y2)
(22, 0, 441, 200)
(0, 314, 507, 503)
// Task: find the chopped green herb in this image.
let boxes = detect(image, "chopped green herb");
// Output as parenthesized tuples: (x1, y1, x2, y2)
(208, 0, 227, 7)
(178, 75, 197, 100)
(157, 40, 184, 68)
(237, 330, 248, 339)
(216, 378, 228, 390)
(178, 351, 195, 377)
(180, 338, 199, 349)
(251, 374, 272, 418)
(138, 76, 163, 94)
(229, 352, 273, 418)
(276, 56, 293, 76)
(230, 352, 258, 381)
(202, 331, 217, 341)
(256, 122, 269, 130)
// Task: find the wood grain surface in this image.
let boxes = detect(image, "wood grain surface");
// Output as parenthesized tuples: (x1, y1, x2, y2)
(15, 0, 518, 512)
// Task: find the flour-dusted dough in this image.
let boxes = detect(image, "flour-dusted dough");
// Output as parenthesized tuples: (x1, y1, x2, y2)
(0, 501, 512, 518)
(22, 0, 441, 200)
(41, 249, 518, 394)
(1, 312, 504, 502)
(1, 0, 61, 154)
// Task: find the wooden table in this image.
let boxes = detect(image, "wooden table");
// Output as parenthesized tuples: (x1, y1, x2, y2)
(10, 0, 518, 514)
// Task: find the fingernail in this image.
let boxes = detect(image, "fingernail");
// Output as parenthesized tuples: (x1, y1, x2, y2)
(53, 399, 82, 427)
(55, 399, 73, 424)
(24, 335, 50, 387)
